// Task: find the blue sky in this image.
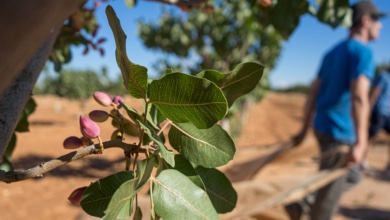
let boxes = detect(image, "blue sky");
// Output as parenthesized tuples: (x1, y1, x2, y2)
(59, 0, 390, 88)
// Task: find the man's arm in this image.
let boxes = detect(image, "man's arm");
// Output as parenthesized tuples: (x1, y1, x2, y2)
(369, 86, 381, 110)
(292, 77, 321, 146)
(348, 75, 371, 166)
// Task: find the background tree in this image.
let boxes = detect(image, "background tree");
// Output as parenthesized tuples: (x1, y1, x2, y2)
(36, 67, 127, 100)
(139, 1, 282, 92)
(137, 0, 350, 135)
(138, 1, 283, 135)
(375, 61, 390, 76)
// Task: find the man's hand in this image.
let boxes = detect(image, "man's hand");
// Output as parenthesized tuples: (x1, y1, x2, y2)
(345, 143, 367, 167)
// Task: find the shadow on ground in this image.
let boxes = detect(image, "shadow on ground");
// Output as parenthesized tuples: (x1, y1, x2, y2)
(339, 207, 390, 220)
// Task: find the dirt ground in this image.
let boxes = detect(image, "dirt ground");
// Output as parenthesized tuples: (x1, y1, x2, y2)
(1, 92, 390, 220)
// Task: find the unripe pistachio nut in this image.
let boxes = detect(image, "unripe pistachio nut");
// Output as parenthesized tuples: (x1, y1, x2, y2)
(79, 116, 101, 139)
(68, 186, 87, 206)
(89, 110, 109, 122)
(63, 136, 83, 149)
(112, 95, 125, 108)
(80, 136, 93, 146)
(111, 129, 123, 140)
(93, 91, 112, 106)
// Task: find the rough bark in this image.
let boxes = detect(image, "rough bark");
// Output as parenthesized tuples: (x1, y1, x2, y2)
(0, 31, 58, 161)
(0, 0, 86, 160)
(0, 0, 86, 99)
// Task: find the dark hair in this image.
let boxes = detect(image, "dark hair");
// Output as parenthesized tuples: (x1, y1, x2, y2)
(351, 1, 386, 28)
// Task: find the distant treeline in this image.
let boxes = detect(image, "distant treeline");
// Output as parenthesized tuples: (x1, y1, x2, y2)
(35, 67, 127, 100)
(272, 84, 310, 94)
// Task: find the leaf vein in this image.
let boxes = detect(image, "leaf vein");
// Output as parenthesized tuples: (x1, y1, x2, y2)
(153, 178, 209, 219)
(221, 68, 262, 89)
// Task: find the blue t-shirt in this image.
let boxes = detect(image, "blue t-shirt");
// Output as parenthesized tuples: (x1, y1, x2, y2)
(372, 72, 390, 116)
(313, 39, 375, 144)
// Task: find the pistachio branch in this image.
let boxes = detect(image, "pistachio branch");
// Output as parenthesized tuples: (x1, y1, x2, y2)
(0, 139, 142, 183)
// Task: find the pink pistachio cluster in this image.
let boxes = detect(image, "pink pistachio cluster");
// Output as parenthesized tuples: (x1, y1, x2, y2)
(62, 91, 124, 150)
(66, 91, 126, 204)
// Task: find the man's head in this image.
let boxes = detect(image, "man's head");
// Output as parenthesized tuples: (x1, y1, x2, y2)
(351, 1, 386, 41)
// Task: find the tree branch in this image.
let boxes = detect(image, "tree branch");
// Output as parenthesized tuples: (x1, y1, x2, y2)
(0, 139, 142, 183)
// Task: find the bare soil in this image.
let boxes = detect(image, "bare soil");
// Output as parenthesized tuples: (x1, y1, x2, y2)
(1, 92, 390, 220)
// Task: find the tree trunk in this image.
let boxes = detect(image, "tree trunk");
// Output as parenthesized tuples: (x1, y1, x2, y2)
(0, 0, 85, 99)
(0, 31, 58, 160)
(0, 0, 85, 161)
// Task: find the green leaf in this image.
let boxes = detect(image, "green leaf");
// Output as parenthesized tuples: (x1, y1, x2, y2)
(195, 166, 237, 213)
(197, 62, 264, 107)
(106, 6, 148, 99)
(152, 169, 219, 220)
(135, 157, 155, 190)
(172, 156, 237, 213)
(269, 0, 309, 39)
(121, 119, 140, 137)
(138, 120, 175, 167)
(169, 122, 235, 168)
(81, 171, 134, 217)
(110, 110, 140, 137)
(149, 73, 227, 129)
(104, 179, 137, 219)
(120, 102, 144, 124)
(124, 0, 137, 8)
(0, 134, 16, 171)
(146, 104, 167, 131)
(15, 97, 36, 132)
(316, 0, 351, 28)
(173, 155, 205, 189)
(0, 161, 12, 172)
(163, 68, 175, 75)
(104, 158, 155, 219)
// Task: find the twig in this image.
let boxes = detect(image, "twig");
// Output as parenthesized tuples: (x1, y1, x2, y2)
(0, 139, 142, 183)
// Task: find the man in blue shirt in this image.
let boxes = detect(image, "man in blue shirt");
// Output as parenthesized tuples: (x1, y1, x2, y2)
(369, 67, 390, 171)
(286, 1, 386, 220)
